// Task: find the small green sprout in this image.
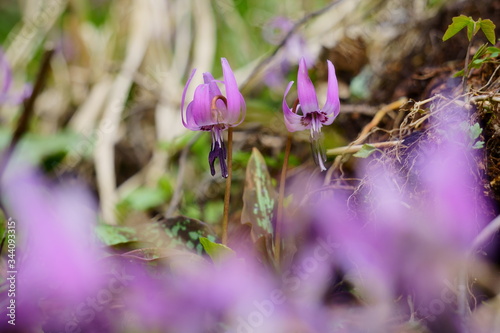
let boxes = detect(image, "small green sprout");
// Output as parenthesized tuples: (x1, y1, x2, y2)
(443, 15, 497, 91)
(443, 15, 496, 44)
(460, 121, 484, 149)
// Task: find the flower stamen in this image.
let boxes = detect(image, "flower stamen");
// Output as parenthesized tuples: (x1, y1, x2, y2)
(211, 95, 228, 124)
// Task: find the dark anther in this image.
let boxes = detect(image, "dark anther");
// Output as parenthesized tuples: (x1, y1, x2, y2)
(209, 140, 228, 178)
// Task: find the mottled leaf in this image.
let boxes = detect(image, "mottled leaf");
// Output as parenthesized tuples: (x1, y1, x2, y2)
(241, 148, 276, 241)
(443, 15, 472, 41)
(199, 237, 235, 263)
(95, 224, 138, 246)
(254, 235, 275, 267)
(157, 216, 217, 254)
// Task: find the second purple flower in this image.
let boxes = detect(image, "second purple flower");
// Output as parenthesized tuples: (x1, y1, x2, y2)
(181, 58, 246, 178)
(282, 57, 340, 171)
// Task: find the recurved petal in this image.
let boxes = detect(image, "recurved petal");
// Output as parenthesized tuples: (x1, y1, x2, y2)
(297, 57, 319, 115)
(227, 94, 246, 126)
(181, 69, 199, 130)
(322, 60, 340, 123)
(183, 102, 202, 130)
(282, 81, 307, 132)
(221, 58, 244, 123)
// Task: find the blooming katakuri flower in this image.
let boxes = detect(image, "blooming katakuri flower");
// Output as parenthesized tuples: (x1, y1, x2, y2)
(181, 58, 246, 177)
(282, 57, 340, 171)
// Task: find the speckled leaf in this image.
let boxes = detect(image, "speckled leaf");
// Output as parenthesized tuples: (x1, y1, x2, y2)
(95, 224, 138, 246)
(241, 148, 276, 241)
(134, 216, 217, 255)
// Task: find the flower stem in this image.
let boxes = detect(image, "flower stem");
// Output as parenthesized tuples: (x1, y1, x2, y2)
(274, 134, 292, 267)
(221, 127, 233, 245)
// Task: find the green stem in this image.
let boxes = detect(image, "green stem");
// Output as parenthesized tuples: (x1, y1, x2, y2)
(221, 127, 233, 245)
(274, 134, 292, 267)
(463, 38, 473, 93)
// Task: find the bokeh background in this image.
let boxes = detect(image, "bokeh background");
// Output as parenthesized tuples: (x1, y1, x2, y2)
(1, 0, 483, 228)
(1, 1, 500, 332)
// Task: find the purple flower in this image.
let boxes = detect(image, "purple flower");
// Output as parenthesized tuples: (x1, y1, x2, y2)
(0, 162, 104, 331)
(262, 17, 316, 88)
(282, 57, 340, 171)
(181, 58, 246, 177)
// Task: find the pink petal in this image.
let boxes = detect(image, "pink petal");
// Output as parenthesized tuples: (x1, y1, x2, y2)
(322, 60, 340, 125)
(203, 72, 223, 99)
(181, 69, 200, 130)
(189, 84, 216, 127)
(282, 81, 307, 132)
(297, 57, 319, 115)
(221, 58, 245, 125)
(184, 102, 202, 130)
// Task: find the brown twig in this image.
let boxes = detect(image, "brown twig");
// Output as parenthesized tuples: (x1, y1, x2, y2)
(326, 140, 403, 156)
(0, 48, 54, 211)
(6, 48, 55, 158)
(324, 97, 407, 185)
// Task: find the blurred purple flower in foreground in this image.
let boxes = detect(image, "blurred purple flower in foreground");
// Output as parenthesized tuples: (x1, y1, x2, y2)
(0, 48, 31, 105)
(282, 57, 340, 171)
(1, 163, 104, 331)
(181, 58, 246, 177)
(289, 100, 490, 331)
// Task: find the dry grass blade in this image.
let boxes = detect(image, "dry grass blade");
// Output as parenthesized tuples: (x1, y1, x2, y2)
(95, 0, 152, 225)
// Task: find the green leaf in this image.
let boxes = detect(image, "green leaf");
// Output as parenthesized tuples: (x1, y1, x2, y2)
(466, 21, 477, 41)
(353, 144, 377, 158)
(453, 69, 465, 77)
(156, 216, 217, 254)
(467, 44, 489, 69)
(480, 19, 496, 45)
(95, 224, 138, 246)
(473, 43, 489, 60)
(443, 15, 472, 41)
(487, 46, 500, 58)
(473, 141, 485, 149)
(241, 148, 276, 241)
(471, 58, 487, 68)
(199, 237, 235, 263)
(469, 123, 483, 140)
